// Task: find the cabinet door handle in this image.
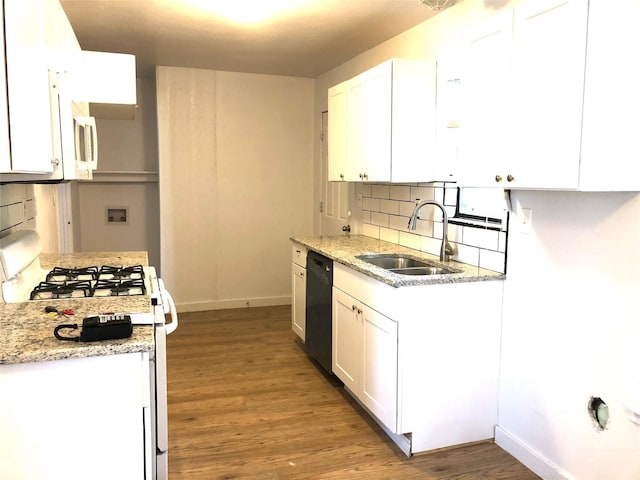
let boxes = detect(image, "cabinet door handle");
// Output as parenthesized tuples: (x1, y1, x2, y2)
(357, 308, 362, 315)
(507, 174, 515, 182)
(352, 305, 357, 311)
(495, 174, 502, 182)
(340, 173, 344, 180)
(299, 272, 304, 278)
(362, 173, 368, 180)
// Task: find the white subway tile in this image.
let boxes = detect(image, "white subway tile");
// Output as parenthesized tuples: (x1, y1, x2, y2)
(362, 197, 380, 212)
(390, 215, 410, 231)
(447, 223, 463, 243)
(463, 226, 499, 250)
(410, 186, 435, 203)
(433, 187, 445, 203)
(420, 235, 442, 257)
(479, 249, 506, 273)
(390, 185, 411, 201)
(380, 227, 399, 244)
(362, 211, 371, 224)
(371, 212, 389, 227)
(432, 221, 443, 240)
(399, 201, 416, 217)
(414, 218, 434, 237)
(361, 184, 372, 197)
(444, 187, 458, 206)
(455, 243, 480, 267)
(371, 184, 390, 199)
(399, 231, 422, 250)
(362, 223, 380, 239)
(380, 199, 399, 215)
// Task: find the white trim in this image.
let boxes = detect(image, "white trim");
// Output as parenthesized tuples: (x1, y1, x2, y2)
(175, 295, 291, 313)
(495, 426, 574, 480)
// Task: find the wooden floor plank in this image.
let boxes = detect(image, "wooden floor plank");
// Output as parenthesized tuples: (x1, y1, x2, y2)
(167, 305, 539, 479)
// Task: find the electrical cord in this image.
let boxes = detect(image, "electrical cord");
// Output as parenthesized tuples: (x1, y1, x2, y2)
(53, 324, 80, 342)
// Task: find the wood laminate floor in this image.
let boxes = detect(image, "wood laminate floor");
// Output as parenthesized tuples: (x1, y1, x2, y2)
(167, 305, 539, 480)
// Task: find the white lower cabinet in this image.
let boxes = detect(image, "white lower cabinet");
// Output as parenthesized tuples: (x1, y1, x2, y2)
(333, 287, 398, 431)
(0, 352, 150, 480)
(332, 263, 503, 455)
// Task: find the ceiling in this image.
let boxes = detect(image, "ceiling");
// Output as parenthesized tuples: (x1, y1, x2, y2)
(59, 0, 445, 79)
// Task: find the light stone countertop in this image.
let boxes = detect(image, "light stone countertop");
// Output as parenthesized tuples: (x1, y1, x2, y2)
(290, 235, 504, 287)
(0, 251, 154, 366)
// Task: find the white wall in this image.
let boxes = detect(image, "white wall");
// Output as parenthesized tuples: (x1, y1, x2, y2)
(313, 1, 640, 478)
(156, 67, 314, 312)
(498, 191, 640, 480)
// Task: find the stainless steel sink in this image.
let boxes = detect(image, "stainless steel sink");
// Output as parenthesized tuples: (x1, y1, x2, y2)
(356, 254, 459, 276)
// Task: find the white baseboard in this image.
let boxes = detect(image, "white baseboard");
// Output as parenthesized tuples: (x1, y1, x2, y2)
(176, 295, 291, 313)
(495, 426, 573, 480)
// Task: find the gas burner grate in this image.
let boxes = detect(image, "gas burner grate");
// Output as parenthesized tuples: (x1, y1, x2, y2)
(92, 278, 147, 297)
(46, 266, 99, 282)
(98, 265, 145, 281)
(30, 280, 94, 300)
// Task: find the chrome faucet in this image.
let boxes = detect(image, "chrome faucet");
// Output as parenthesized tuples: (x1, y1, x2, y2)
(408, 199, 455, 263)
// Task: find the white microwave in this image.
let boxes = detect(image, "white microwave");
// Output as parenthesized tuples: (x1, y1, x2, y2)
(55, 72, 99, 181)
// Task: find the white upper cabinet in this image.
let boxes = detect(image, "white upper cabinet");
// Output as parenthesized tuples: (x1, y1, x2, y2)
(579, 0, 640, 191)
(0, 0, 56, 174)
(455, 0, 640, 191)
(510, 0, 588, 190)
(328, 58, 438, 183)
(455, 10, 513, 188)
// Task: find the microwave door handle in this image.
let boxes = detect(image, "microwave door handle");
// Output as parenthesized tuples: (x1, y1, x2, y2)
(87, 116, 98, 170)
(74, 118, 83, 165)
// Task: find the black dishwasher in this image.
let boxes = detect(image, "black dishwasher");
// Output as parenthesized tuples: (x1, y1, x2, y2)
(305, 251, 333, 374)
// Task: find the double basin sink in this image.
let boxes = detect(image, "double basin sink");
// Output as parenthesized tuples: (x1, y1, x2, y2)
(356, 254, 459, 276)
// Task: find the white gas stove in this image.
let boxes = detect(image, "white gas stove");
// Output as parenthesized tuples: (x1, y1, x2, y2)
(0, 229, 176, 479)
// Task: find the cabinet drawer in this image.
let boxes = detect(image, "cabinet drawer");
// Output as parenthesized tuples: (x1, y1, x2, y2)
(291, 245, 307, 267)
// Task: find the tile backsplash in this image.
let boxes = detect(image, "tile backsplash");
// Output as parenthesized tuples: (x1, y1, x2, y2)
(0, 184, 35, 236)
(359, 182, 508, 273)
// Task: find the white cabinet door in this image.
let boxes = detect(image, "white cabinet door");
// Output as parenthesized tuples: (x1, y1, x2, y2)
(332, 287, 361, 392)
(292, 263, 306, 341)
(346, 73, 368, 181)
(510, 0, 588, 189)
(361, 304, 398, 432)
(0, 353, 149, 480)
(391, 60, 437, 182)
(456, 11, 513, 188)
(2, 0, 55, 174)
(327, 81, 349, 181)
(360, 61, 392, 182)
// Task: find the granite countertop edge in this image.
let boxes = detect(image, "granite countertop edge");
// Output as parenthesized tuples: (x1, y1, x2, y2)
(290, 235, 505, 287)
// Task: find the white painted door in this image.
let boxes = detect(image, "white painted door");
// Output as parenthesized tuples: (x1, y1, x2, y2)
(510, 0, 588, 189)
(332, 287, 361, 392)
(361, 305, 398, 432)
(321, 112, 350, 235)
